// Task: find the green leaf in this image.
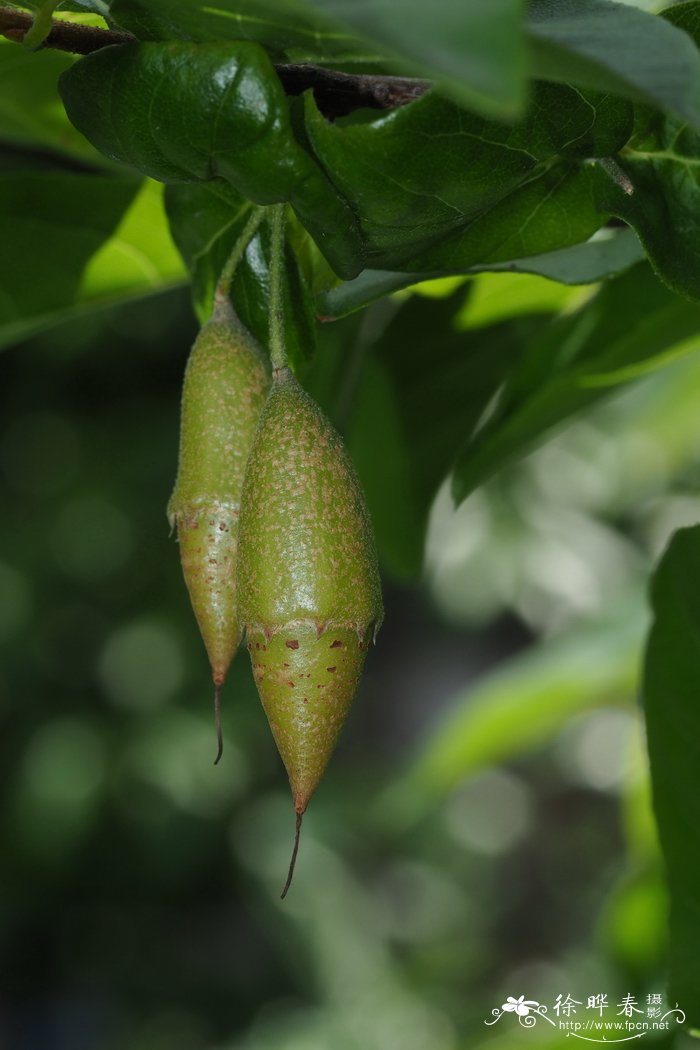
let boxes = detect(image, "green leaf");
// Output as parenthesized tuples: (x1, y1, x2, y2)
(346, 290, 530, 577)
(644, 524, 700, 1025)
(451, 264, 700, 503)
(467, 226, 645, 283)
(406, 164, 605, 273)
(592, 4, 700, 302)
(164, 183, 316, 367)
(307, 0, 526, 119)
(396, 599, 643, 810)
(111, 0, 700, 129)
(110, 0, 385, 66)
(304, 84, 631, 271)
(15, 0, 110, 10)
(318, 228, 644, 319)
(58, 41, 362, 277)
(313, 273, 583, 579)
(456, 270, 583, 329)
(0, 41, 106, 163)
(163, 181, 251, 318)
(59, 1, 111, 13)
(347, 356, 423, 581)
(528, 0, 700, 132)
(0, 173, 186, 349)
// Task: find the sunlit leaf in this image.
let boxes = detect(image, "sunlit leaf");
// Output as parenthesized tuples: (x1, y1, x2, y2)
(407, 601, 643, 799)
(451, 265, 700, 504)
(0, 40, 106, 163)
(316, 229, 644, 319)
(0, 174, 186, 349)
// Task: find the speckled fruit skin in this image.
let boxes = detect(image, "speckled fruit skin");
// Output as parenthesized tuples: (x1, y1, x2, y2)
(167, 299, 270, 687)
(238, 366, 383, 813)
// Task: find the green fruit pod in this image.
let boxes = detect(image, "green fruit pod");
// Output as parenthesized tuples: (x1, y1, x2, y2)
(238, 367, 383, 819)
(167, 299, 270, 752)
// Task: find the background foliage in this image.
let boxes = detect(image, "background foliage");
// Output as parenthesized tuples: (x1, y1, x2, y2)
(3, 0, 700, 1046)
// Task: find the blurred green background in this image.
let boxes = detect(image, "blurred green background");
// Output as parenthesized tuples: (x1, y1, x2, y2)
(2, 269, 700, 1050)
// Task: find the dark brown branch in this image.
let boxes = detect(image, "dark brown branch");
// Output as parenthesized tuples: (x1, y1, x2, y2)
(0, 6, 429, 116)
(275, 63, 428, 117)
(0, 6, 134, 51)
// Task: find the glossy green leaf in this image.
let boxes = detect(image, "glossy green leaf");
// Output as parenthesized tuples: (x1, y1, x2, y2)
(592, 4, 700, 302)
(164, 183, 315, 367)
(58, 41, 362, 277)
(644, 525, 700, 1025)
(110, 0, 385, 66)
(528, 0, 700, 132)
(307, 0, 526, 119)
(451, 264, 700, 503)
(304, 84, 631, 271)
(318, 229, 644, 320)
(0, 173, 186, 349)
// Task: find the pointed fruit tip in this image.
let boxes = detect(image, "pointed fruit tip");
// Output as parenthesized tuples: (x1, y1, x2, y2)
(213, 680, 223, 765)
(280, 811, 304, 900)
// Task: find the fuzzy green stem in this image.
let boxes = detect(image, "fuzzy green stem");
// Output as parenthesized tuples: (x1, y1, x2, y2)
(268, 204, 288, 371)
(213, 206, 266, 310)
(23, 0, 60, 49)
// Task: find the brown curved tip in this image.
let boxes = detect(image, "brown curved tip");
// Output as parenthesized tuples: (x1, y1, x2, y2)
(280, 811, 303, 900)
(213, 682, 223, 765)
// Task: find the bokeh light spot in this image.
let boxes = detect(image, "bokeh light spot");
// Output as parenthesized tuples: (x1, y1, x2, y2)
(443, 768, 533, 855)
(555, 708, 637, 792)
(99, 619, 184, 709)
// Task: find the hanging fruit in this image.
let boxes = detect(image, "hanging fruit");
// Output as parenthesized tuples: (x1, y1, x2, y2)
(238, 365, 383, 809)
(168, 211, 270, 762)
(237, 206, 383, 895)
